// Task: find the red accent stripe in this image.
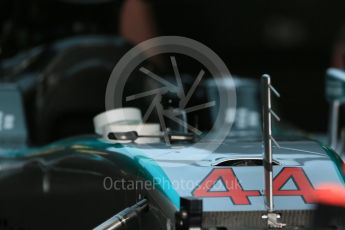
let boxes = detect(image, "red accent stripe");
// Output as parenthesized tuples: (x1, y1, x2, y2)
(315, 184, 345, 207)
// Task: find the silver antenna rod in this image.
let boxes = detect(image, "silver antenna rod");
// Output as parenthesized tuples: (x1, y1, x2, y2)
(262, 74, 274, 212)
(261, 74, 286, 228)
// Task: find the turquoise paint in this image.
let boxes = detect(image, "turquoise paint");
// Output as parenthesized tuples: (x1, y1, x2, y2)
(1, 136, 180, 209)
(4, 135, 343, 210)
(109, 145, 180, 209)
(320, 143, 345, 183)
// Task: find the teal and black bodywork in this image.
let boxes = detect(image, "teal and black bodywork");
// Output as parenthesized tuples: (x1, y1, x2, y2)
(0, 132, 344, 229)
(0, 73, 344, 230)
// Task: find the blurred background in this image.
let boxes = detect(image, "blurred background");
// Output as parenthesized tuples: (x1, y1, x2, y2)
(1, 0, 345, 145)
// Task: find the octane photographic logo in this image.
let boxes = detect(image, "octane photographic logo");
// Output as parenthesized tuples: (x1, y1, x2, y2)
(105, 36, 236, 164)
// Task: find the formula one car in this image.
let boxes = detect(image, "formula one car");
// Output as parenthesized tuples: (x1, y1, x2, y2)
(0, 64, 344, 230)
(2, 1, 345, 229)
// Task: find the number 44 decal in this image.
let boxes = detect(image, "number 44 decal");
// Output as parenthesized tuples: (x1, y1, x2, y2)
(192, 167, 316, 205)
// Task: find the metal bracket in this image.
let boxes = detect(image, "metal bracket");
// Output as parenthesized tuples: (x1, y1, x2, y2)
(175, 197, 202, 230)
(262, 212, 286, 229)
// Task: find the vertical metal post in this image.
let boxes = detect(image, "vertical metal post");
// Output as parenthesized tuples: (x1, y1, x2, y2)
(262, 74, 274, 212)
(325, 68, 345, 154)
(261, 74, 285, 228)
(329, 100, 340, 150)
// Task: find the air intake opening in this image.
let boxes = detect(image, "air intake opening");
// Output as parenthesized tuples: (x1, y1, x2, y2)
(212, 158, 279, 167)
